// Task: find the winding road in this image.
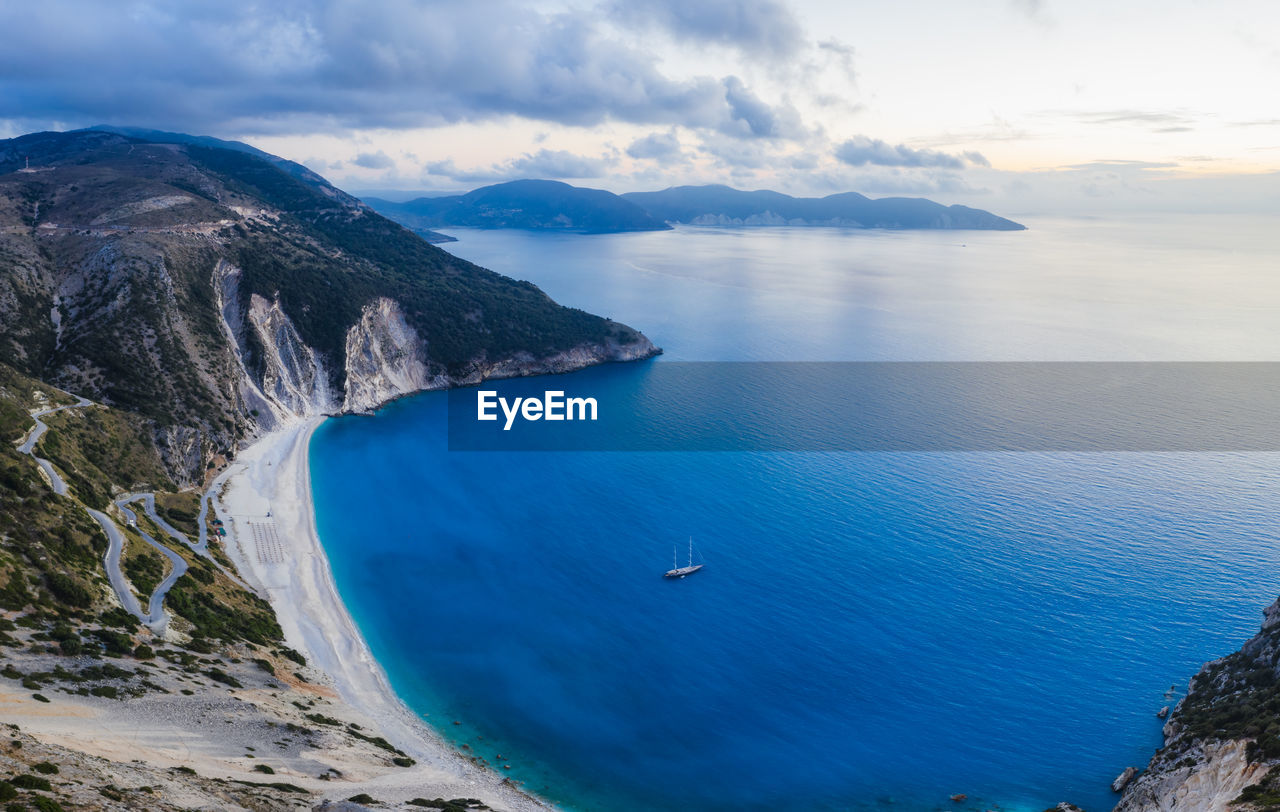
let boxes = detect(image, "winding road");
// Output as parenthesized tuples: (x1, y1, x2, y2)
(17, 395, 92, 495)
(113, 494, 189, 635)
(117, 491, 248, 590)
(14, 392, 228, 635)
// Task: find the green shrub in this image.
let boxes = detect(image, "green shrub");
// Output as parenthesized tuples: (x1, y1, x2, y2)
(203, 668, 242, 688)
(31, 796, 65, 812)
(44, 573, 92, 609)
(90, 629, 133, 656)
(10, 774, 52, 790)
(98, 608, 138, 629)
(278, 647, 306, 666)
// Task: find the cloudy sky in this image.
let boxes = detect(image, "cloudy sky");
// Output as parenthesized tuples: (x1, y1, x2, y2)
(2, 0, 1276, 213)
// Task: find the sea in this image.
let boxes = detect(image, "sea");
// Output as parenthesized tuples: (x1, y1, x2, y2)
(310, 215, 1280, 811)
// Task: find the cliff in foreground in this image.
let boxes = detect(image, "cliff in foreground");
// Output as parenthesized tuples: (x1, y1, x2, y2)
(1115, 597, 1280, 811)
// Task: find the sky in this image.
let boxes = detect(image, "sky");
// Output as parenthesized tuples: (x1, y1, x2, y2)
(1, 0, 1277, 214)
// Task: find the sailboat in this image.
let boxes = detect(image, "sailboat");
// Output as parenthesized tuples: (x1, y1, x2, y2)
(664, 537, 704, 578)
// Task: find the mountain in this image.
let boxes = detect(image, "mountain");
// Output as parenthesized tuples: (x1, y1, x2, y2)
(0, 130, 658, 484)
(79, 124, 327, 186)
(622, 184, 1026, 230)
(365, 179, 671, 233)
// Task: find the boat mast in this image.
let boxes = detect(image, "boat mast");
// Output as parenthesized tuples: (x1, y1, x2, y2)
(688, 536, 693, 567)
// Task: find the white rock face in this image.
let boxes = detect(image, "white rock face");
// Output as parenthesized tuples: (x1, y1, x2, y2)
(246, 293, 333, 417)
(212, 260, 332, 430)
(1113, 739, 1267, 812)
(342, 297, 441, 413)
(213, 260, 660, 425)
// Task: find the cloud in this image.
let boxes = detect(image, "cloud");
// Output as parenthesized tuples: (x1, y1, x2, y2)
(696, 134, 779, 169)
(426, 149, 615, 183)
(854, 169, 988, 196)
(834, 137, 981, 169)
(1059, 160, 1178, 171)
(602, 0, 805, 59)
(423, 159, 501, 185)
(817, 39, 856, 70)
(801, 166, 989, 197)
(722, 76, 791, 138)
(506, 149, 614, 178)
(1068, 110, 1198, 130)
(627, 131, 685, 160)
(0, 0, 802, 139)
(352, 150, 395, 169)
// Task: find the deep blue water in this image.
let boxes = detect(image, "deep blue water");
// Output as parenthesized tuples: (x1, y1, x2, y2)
(312, 218, 1280, 811)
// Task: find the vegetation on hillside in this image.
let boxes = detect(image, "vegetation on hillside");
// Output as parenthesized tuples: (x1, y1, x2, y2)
(187, 147, 645, 377)
(0, 360, 282, 650)
(0, 130, 652, 487)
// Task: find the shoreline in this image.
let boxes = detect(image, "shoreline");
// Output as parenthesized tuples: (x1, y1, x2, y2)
(216, 417, 557, 811)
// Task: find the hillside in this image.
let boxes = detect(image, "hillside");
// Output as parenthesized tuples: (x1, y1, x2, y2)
(365, 179, 671, 233)
(0, 360, 506, 811)
(0, 130, 657, 484)
(622, 184, 1026, 230)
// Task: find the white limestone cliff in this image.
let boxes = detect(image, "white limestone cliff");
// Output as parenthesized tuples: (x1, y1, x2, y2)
(342, 297, 442, 413)
(215, 260, 659, 427)
(246, 293, 333, 417)
(1113, 738, 1266, 812)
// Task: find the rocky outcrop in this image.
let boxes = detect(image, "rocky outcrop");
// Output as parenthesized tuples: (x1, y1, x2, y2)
(342, 297, 442, 413)
(154, 423, 205, 484)
(1113, 767, 1138, 793)
(689, 212, 868, 227)
(446, 333, 660, 387)
(224, 278, 660, 422)
(1113, 597, 1280, 811)
(246, 293, 333, 417)
(1114, 739, 1266, 811)
(213, 260, 304, 432)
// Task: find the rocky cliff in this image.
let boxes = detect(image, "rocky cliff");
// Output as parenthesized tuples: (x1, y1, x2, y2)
(1114, 597, 1280, 811)
(343, 297, 440, 413)
(0, 129, 659, 487)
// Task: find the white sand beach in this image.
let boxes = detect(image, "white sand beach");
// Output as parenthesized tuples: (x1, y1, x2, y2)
(216, 418, 555, 811)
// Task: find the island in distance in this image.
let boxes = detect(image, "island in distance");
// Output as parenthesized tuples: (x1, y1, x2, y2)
(364, 179, 1026, 235)
(365, 179, 671, 235)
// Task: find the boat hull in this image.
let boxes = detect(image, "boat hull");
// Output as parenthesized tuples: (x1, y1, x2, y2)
(664, 564, 704, 578)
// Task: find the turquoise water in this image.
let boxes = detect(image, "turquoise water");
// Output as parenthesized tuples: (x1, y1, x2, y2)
(312, 217, 1280, 811)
